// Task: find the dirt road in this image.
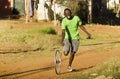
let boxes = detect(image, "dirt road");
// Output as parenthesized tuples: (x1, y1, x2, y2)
(0, 20, 120, 79)
(0, 44, 120, 79)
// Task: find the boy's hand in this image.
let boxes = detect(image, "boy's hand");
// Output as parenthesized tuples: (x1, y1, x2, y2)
(87, 34, 92, 39)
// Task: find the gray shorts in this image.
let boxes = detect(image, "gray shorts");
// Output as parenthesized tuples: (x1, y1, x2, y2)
(63, 39, 79, 53)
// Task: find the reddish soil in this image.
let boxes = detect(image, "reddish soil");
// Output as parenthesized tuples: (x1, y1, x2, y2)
(0, 20, 120, 79)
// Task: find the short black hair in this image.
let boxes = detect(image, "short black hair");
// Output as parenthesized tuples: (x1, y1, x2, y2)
(64, 8, 72, 14)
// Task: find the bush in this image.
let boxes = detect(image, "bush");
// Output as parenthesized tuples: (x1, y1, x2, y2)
(41, 27, 57, 35)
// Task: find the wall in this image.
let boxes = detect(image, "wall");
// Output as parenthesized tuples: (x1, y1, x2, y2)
(107, 0, 120, 9)
(37, 1, 65, 20)
(0, 0, 12, 16)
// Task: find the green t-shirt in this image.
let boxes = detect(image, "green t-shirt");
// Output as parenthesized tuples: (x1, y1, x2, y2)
(62, 16, 82, 39)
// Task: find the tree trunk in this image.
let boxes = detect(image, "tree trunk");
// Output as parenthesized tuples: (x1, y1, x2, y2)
(88, 0, 92, 23)
(116, 4, 120, 18)
(53, 0, 58, 26)
(25, 0, 29, 24)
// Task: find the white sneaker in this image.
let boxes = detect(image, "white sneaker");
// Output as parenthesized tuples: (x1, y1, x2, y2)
(67, 66, 73, 72)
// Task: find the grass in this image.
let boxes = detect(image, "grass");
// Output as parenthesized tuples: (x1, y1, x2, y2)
(40, 26, 57, 34)
(93, 56, 120, 73)
(61, 74, 94, 79)
(0, 21, 119, 55)
(0, 23, 60, 57)
(60, 56, 120, 79)
(91, 56, 120, 79)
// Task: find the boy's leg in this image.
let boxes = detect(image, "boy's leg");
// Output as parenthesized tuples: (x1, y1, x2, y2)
(67, 52, 75, 71)
(63, 39, 70, 56)
(68, 39, 79, 71)
(68, 52, 75, 67)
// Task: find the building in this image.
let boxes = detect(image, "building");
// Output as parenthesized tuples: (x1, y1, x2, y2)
(107, 0, 120, 9)
(0, 0, 12, 16)
(0, 0, 26, 17)
(37, 0, 65, 20)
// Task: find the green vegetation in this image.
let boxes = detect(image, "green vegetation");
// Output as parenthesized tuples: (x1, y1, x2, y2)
(32, 18, 38, 23)
(0, 25, 59, 56)
(92, 56, 120, 79)
(40, 27, 57, 35)
(59, 56, 120, 79)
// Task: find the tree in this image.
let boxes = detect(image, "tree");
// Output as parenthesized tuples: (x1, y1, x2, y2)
(87, 0, 92, 23)
(25, 0, 29, 23)
(116, 4, 120, 18)
(55, 0, 91, 24)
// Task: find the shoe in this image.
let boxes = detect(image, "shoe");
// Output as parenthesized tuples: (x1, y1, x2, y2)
(63, 51, 69, 56)
(67, 66, 73, 72)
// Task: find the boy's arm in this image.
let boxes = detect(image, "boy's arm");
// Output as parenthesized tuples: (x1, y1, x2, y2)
(79, 25, 91, 39)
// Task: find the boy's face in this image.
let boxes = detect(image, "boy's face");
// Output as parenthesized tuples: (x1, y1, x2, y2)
(64, 10, 72, 19)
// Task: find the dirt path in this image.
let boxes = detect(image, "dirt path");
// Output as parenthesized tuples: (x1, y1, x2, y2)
(0, 20, 120, 79)
(0, 46, 120, 79)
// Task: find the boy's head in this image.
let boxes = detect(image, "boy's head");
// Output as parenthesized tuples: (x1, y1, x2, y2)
(64, 8, 72, 19)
